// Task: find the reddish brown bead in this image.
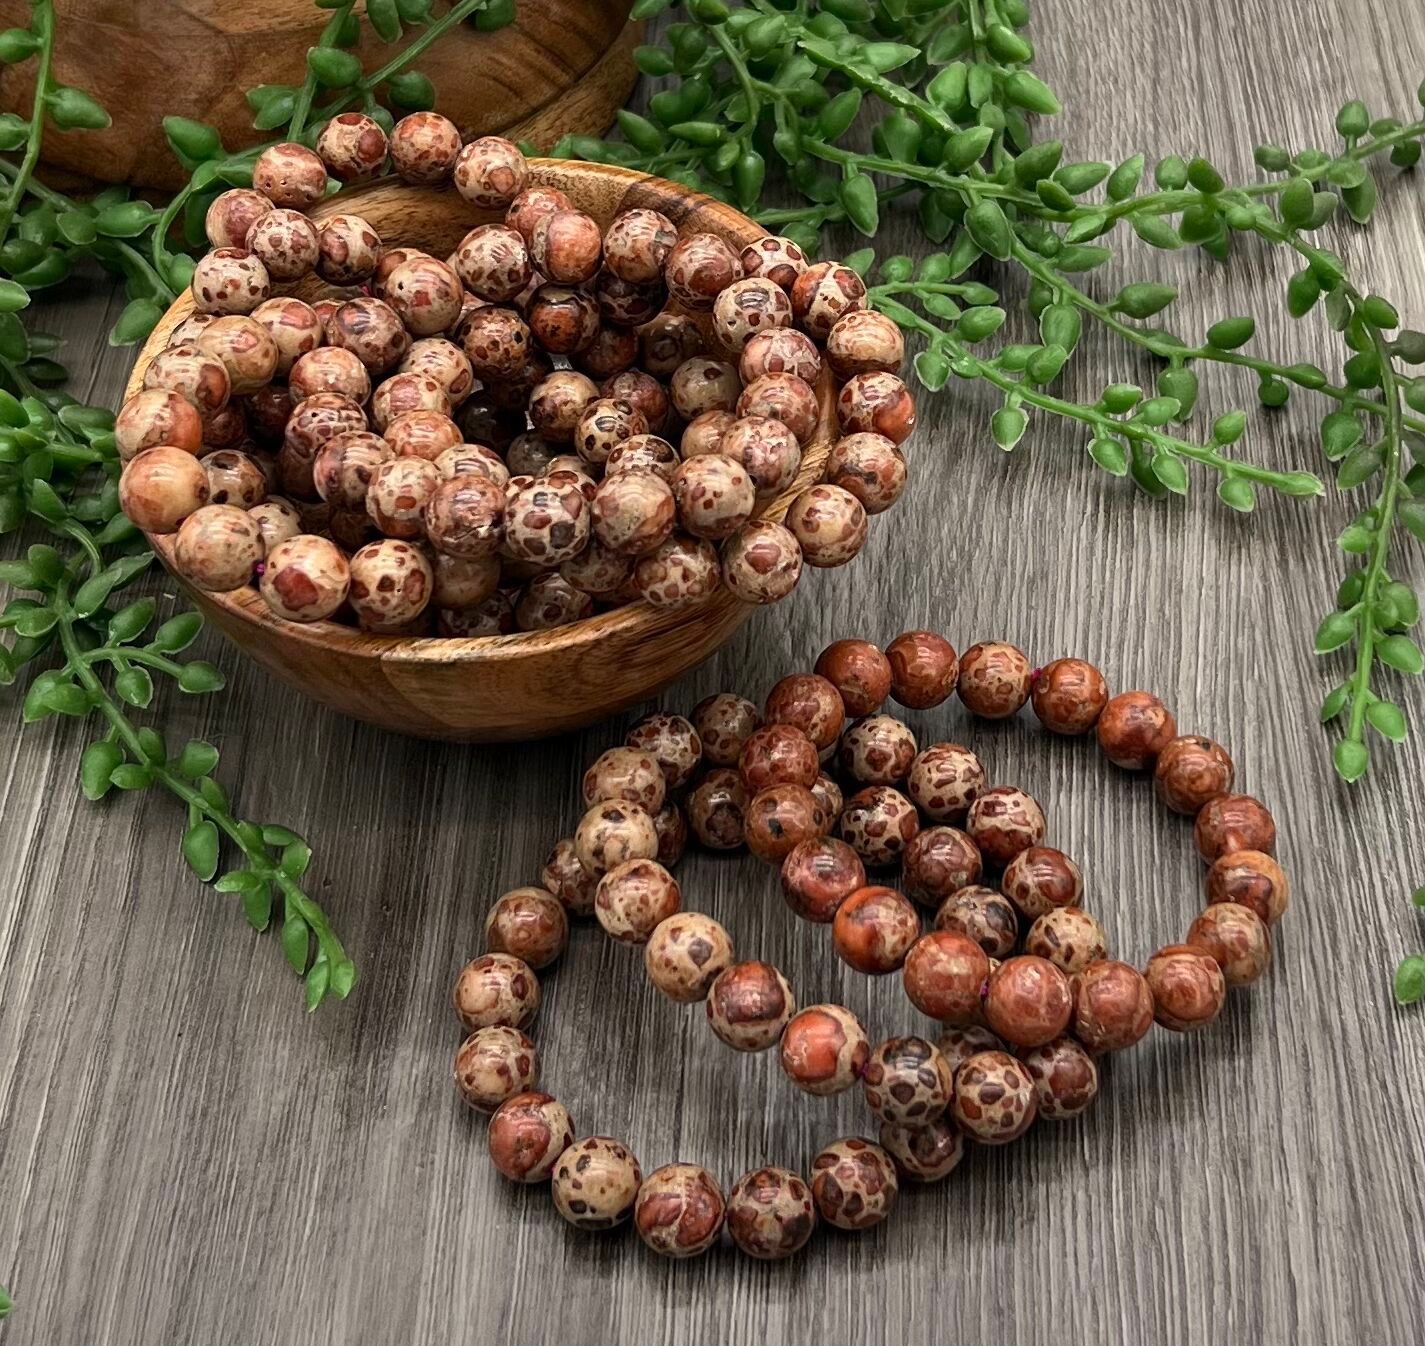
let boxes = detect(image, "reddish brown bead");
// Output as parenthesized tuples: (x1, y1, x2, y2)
(906, 743, 985, 822)
(780, 837, 866, 923)
(965, 786, 1046, 867)
(725, 1167, 816, 1260)
(1001, 845, 1083, 920)
(862, 1036, 953, 1125)
(595, 858, 680, 943)
(1187, 902, 1271, 987)
(814, 638, 893, 717)
(686, 768, 749, 851)
(744, 784, 826, 863)
(706, 960, 795, 1051)
(951, 1050, 1037, 1145)
(790, 260, 866, 340)
(838, 714, 917, 786)
(738, 722, 820, 793)
(903, 827, 983, 907)
(832, 885, 920, 974)
(626, 712, 702, 791)
(902, 930, 990, 1024)
(809, 1138, 898, 1231)
(1096, 690, 1177, 769)
(1155, 735, 1235, 813)
(809, 772, 843, 828)
(957, 641, 1033, 719)
(664, 232, 743, 311)
(1021, 1036, 1099, 1120)
(1024, 907, 1106, 975)
(635, 1163, 725, 1259)
(1194, 794, 1277, 862)
(1031, 658, 1109, 734)
(780, 1004, 870, 1095)
(541, 837, 596, 917)
(653, 801, 688, 868)
(838, 786, 919, 868)
(484, 886, 568, 969)
(487, 1091, 575, 1183)
(692, 692, 760, 766)
(764, 673, 845, 751)
(1145, 943, 1227, 1031)
(885, 630, 959, 709)
(879, 1117, 964, 1183)
(1205, 849, 1290, 924)
(984, 956, 1072, 1048)
(1071, 959, 1154, 1054)
(934, 885, 1019, 960)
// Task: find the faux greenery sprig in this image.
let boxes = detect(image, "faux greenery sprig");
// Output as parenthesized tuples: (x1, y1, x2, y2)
(1395, 887, 1425, 1007)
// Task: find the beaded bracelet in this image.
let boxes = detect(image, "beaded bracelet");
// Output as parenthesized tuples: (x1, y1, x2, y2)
(448, 631, 1289, 1260)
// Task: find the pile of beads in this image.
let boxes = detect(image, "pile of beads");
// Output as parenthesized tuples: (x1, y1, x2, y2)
(450, 630, 1288, 1259)
(115, 115, 916, 637)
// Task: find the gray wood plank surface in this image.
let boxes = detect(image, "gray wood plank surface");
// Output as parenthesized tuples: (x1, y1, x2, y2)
(3, 2, 1424, 1343)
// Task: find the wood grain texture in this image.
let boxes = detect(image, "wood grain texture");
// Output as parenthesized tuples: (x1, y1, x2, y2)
(2, 1, 1423, 1343)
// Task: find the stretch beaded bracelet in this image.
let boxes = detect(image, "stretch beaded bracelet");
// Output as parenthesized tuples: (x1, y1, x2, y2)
(448, 631, 1290, 1260)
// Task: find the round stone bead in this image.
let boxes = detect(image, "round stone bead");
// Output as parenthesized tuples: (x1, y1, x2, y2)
(953, 1050, 1037, 1145)
(681, 409, 736, 458)
(551, 1137, 641, 1231)
(836, 371, 915, 443)
(906, 743, 985, 822)
(1031, 658, 1109, 734)
(173, 504, 264, 591)
(1187, 902, 1271, 987)
(791, 260, 866, 340)
(738, 722, 820, 792)
(1154, 735, 1236, 813)
(1096, 690, 1177, 769)
(644, 912, 734, 1002)
(594, 858, 680, 943)
(686, 768, 749, 850)
(902, 827, 983, 907)
(814, 638, 892, 716)
(574, 800, 659, 878)
(779, 1004, 870, 1095)
(935, 1024, 1005, 1076)
(582, 745, 667, 814)
(504, 183, 570, 243)
(671, 453, 755, 540)
(780, 837, 866, 923)
(832, 885, 920, 974)
(885, 630, 959, 709)
(763, 673, 845, 753)
(364, 456, 438, 539)
(191, 247, 270, 315)
(484, 886, 568, 968)
(786, 485, 868, 568)
(809, 773, 843, 827)
(879, 1118, 964, 1183)
(838, 714, 917, 786)
(706, 960, 796, 1051)
(735, 375, 818, 445)
(389, 111, 462, 185)
(653, 801, 688, 868)
(712, 275, 793, 352)
(838, 786, 919, 868)
(1205, 849, 1290, 924)
(935, 885, 1019, 960)
(810, 1138, 898, 1231)
(488, 1091, 575, 1183)
(1001, 846, 1083, 920)
(664, 232, 742, 311)
(542, 837, 597, 917)
(247, 498, 302, 552)
(626, 713, 702, 791)
(119, 445, 211, 534)
(635, 1164, 726, 1259)
(453, 1025, 538, 1113)
(984, 955, 1072, 1048)
(861, 1036, 953, 1125)
(1194, 795, 1277, 862)
(634, 534, 721, 608)
(826, 309, 906, 380)
(452, 136, 528, 211)
(1021, 1036, 1100, 1120)
(114, 388, 203, 462)
(206, 188, 272, 250)
(725, 1167, 816, 1260)
(966, 786, 1046, 867)
(1145, 943, 1227, 1031)
(346, 538, 434, 631)
(740, 234, 809, 291)
(721, 520, 803, 604)
(143, 343, 231, 418)
(824, 432, 906, 514)
(591, 471, 676, 556)
(252, 141, 326, 208)
(957, 641, 1033, 719)
(1024, 907, 1106, 975)
(902, 930, 990, 1025)
(452, 952, 539, 1032)
(603, 208, 678, 284)
(259, 535, 350, 622)
(744, 785, 826, 863)
(739, 327, 821, 386)
(1071, 959, 1155, 1054)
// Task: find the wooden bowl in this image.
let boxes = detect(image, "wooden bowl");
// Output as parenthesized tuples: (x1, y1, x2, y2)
(125, 161, 839, 742)
(0, 0, 639, 191)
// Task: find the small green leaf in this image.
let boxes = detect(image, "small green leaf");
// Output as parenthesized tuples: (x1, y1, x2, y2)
(281, 840, 313, 878)
(307, 46, 362, 89)
(1336, 440, 1385, 490)
(1395, 955, 1425, 1006)
(1217, 477, 1255, 512)
(1377, 635, 1424, 675)
(304, 956, 331, 1011)
(150, 611, 203, 653)
(282, 913, 311, 974)
(912, 349, 950, 391)
(45, 86, 112, 131)
(1149, 449, 1189, 494)
(176, 739, 220, 779)
(1087, 437, 1128, 476)
(80, 740, 125, 801)
(107, 598, 156, 644)
(1319, 684, 1350, 723)
(1206, 316, 1255, 350)
(242, 880, 274, 932)
(177, 661, 225, 694)
(965, 200, 1013, 260)
(114, 665, 154, 708)
(1114, 282, 1178, 320)
(1365, 700, 1408, 742)
(182, 820, 220, 882)
(990, 406, 1028, 451)
(110, 762, 153, 791)
(1314, 610, 1357, 654)
(1332, 738, 1369, 783)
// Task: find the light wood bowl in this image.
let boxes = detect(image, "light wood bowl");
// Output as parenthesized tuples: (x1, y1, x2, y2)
(125, 162, 839, 742)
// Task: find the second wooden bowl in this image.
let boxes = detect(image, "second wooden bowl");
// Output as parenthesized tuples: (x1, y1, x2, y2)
(126, 162, 839, 742)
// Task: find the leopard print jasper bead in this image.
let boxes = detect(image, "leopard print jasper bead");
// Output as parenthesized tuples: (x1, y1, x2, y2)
(635, 1163, 725, 1259)
(764, 673, 844, 752)
(640, 312, 702, 380)
(205, 187, 271, 249)
(1187, 902, 1271, 986)
(576, 323, 639, 379)
(283, 392, 367, 464)
(810, 773, 842, 827)
(966, 786, 1046, 867)
(595, 858, 680, 943)
(313, 431, 391, 510)
(575, 800, 659, 878)
(722, 521, 803, 604)
(825, 309, 906, 380)
(720, 415, 801, 500)
(551, 1137, 641, 1231)
(903, 930, 989, 1024)
(315, 111, 387, 181)
(984, 955, 1073, 1048)
(957, 641, 1033, 719)
(671, 454, 755, 541)
(693, 693, 760, 766)
(810, 1138, 898, 1231)
(781, 1004, 871, 1094)
(832, 885, 919, 973)
(560, 539, 633, 597)
(366, 456, 439, 538)
(825, 432, 907, 515)
(485, 886, 568, 969)
(1195, 794, 1277, 862)
(791, 260, 867, 340)
(671, 357, 743, 420)
(452, 952, 539, 1032)
(816, 639, 893, 717)
(665, 232, 743, 310)
(787, 484, 867, 568)
(602, 208, 678, 284)
(515, 572, 594, 631)
(706, 961, 795, 1051)
(317, 214, 383, 286)
(1146, 943, 1227, 1031)
(739, 327, 822, 387)
(502, 479, 591, 565)
(879, 1117, 964, 1183)
(452, 136, 528, 209)
(388, 111, 461, 184)
(488, 1091, 574, 1184)
(194, 314, 279, 393)
(250, 297, 322, 376)
(740, 234, 808, 291)
(601, 369, 669, 432)
(1032, 657, 1109, 734)
(453, 1025, 538, 1113)
(328, 297, 410, 374)
(903, 827, 984, 906)
(247, 497, 302, 551)
(952, 1050, 1037, 1145)
(400, 339, 474, 405)
(837, 371, 916, 444)
(430, 552, 499, 610)
(1096, 690, 1177, 769)
(935, 886, 1019, 960)
(626, 713, 702, 790)
(173, 505, 263, 590)
(1022, 1036, 1099, 1120)
(839, 787, 919, 868)
(1002, 846, 1083, 921)
(347, 538, 433, 630)
(530, 209, 603, 285)
(385, 256, 464, 336)
(532, 371, 600, 442)
(862, 1036, 954, 1125)
(738, 722, 819, 792)
(114, 388, 203, 461)
(726, 1167, 815, 1260)
(542, 837, 597, 917)
(606, 434, 679, 482)
(252, 140, 326, 207)
(780, 837, 865, 922)
(1206, 849, 1289, 923)
(191, 248, 270, 315)
(452, 223, 530, 302)
(839, 714, 917, 786)
(883, 632, 957, 710)
(935, 1024, 1005, 1075)
(387, 410, 464, 464)
(644, 911, 733, 1002)
(744, 784, 826, 863)
(592, 471, 676, 556)
(289, 347, 370, 405)
(907, 743, 985, 823)
(574, 397, 646, 467)
(259, 534, 349, 621)
(439, 589, 515, 637)
(582, 746, 666, 813)
(460, 307, 532, 381)
(593, 269, 666, 329)
(1071, 959, 1154, 1054)
(203, 449, 268, 508)
(505, 183, 571, 244)
(1025, 907, 1106, 975)
(654, 801, 688, 867)
(1154, 735, 1235, 814)
(736, 373, 819, 445)
(712, 276, 793, 354)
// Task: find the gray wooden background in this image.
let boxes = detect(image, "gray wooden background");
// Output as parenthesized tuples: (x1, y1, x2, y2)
(3, 2, 1424, 1343)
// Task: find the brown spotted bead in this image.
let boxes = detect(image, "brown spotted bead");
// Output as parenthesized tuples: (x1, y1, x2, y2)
(780, 837, 865, 923)
(316, 112, 387, 181)
(810, 773, 843, 827)
(327, 297, 410, 375)
(530, 208, 603, 286)
(952, 1050, 1037, 1145)
(1025, 907, 1106, 975)
(252, 140, 325, 208)
(966, 786, 1046, 867)
(459, 306, 532, 382)
(397, 342, 474, 410)
(453, 1025, 538, 1113)
(726, 1167, 815, 1260)
(452, 136, 528, 210)
(371, 373, 452, 432)
(1021, 1036, 1099, 1120)
(879, 1118, 965, 1183)
(1194, 795, 1277, 862)
(430, 552, 499, 611)
(906, 743, 985, 823)
(885, 630, 959, 709)
(114, 388, 203, 462)
(532, 371, 601, 443)
(383, 255, 463, 336)
(832, 885, 919, 974)
(438, 591, 515, 637)
(814, 638, 893, 717)
(739, 327, 821, 386)
(388, 111, 462, 184)
(1096, 691, 1177, 769)
(791, 261, 867, 340)
(488, 1091, 574, 1184)
(422, 473, 505, 559)
(172, 505, 263, 590)
(281, 392, 366, 470)
(259, 534, 349, 622)
(665, 232, 743, 311)
(1001, 845, 1082, 920)
(839, 787, 919, 869)
(825, 309, 906, 380)
(205, 187, 272, 249)
(600, 208, 677, 285)
(191, 248, 269, 316)
(824, 432, 906, 514)
(571, 397, 644, 468)
(903, 827, 984, 907)
(626, 713, 702, 790)
(957, 641, 1033, 719)
(551, 1137, 641, 1231)
(560, 539, 633, 598)
(862, 1036, 953, 1125)
(644, 912, 733, 1003)
(686, 768, 750, 851)
(670, 357, 743, 420)
(935, 1024, 1006, 1076)
(1155, 734, 1236, 813)
(635, 1163, 726, 1259)
(744, 785, 826, 864)
(484, 886, 568, 969)
(347, 538, 432, 630)
(574, 799, 659, 878)
(582, 746, 667, 814)
(514, 572, 593, 632)
(251, 297, 322, 376)
(592, 471, 676, 556)
(652, 800, 685, 867)
(502, 478, 591, 566)
(902, 930, 990, 1024)
(984, 955, 1072, 1048)
(780, 1004, 870, 1095)
(787, 484, 867, 569)
(194, 314, 280, 393)
(740, 234, 809, 291)
(763, 673, 845, 753)
(1205, 849, 1289, 924)
(247, 498, 302, 552)
(594, 858, 680, 944)
(1032, 658, 1110, 734)
(809, 1138, 898, 1231)
(365, 456, 439, 539)
(203, 448, 268, 508)
(736, 373, 819, 445)
(1145, 943, 1227, 1031)
(452, 952, 539, 1032)
(836, 371, 915, 444)
(712, 277, 793, 355)
(738, 722, 820, 793)
(706, 961, 795, 1051)
(1071, 959, 1154, 1054)
(692, 692, 760, 766)
(720, 414, 801, 500)
(839, 713, 918, 786)
(640, 311, 704, 378)
(541, 837, 597, 918)
(1187, 902, 1271, 987)
(452, 223, 531, 303)
(606, 434, 679, 482)
(316, 214, 383, 286)
(671, 454, 755, 542)
(679, 409, 736, 459)
(935, 886, 1020, 960)
(289, 347, 370, 405)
